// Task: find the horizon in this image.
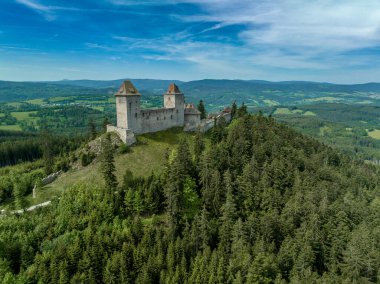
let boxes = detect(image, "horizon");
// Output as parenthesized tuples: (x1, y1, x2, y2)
(1, 1, 380, 83)
(3, 78, 380, 86)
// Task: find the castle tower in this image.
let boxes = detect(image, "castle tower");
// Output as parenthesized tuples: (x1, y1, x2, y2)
(115, 80, 141, 131)
(164, 83, 185, 125)
(164, 83, 184, 109)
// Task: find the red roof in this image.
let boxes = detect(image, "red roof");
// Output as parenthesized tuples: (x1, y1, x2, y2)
(115, 80, 141, 96)
(166, 83, 182, 95)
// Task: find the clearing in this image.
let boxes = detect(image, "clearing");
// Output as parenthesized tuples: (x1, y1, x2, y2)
(368, 129, 380, 140)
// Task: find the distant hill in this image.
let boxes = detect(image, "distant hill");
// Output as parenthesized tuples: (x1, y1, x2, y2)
(1, 79, 380, 106)
(49, 79, 184, 92)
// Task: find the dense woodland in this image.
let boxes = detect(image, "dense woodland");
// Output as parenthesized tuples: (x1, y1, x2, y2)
(1, 111, 380, 283)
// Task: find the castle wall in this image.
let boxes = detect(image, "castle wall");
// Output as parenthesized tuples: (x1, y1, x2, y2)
(135, 108, 184, 134)
(107, 125, 136, 145)
(116, 96, 128, 129)
(184, 113, 201, 128)
(116, 95, 141, 131)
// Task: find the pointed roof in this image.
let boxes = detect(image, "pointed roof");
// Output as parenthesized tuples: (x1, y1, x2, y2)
(166, 83, 182, 95)
(115, 80, 141, 96)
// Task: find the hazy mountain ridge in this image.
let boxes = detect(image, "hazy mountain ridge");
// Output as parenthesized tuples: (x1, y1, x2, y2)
(1, 79, 380, 104)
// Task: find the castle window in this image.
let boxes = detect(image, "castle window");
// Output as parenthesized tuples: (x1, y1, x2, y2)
(171, 115, 173, 119)
(142, 113, 144, 117)
(164, 116, 166, 120)
(135, 113, 138, 118)
(157, 117, 159, 120)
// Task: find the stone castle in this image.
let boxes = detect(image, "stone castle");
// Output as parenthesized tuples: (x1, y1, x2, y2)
(107, 80, 201, 144)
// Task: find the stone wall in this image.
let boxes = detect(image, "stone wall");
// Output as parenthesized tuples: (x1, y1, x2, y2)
(41, 170, 62, 186)
(136, 108, 184, 134)
(184, 113, 201, 129)
(185, 112, 232, 132)
(107, 125, 136, 145)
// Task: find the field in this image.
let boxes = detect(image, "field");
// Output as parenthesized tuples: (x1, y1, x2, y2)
(11, 111, 38, 121)
(368, 129, 380, 140)
(26, 98, 45, 105)
(0, 125, 22, 131)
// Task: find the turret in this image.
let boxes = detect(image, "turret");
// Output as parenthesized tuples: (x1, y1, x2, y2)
(164, 83, 184, 109)
(164, 83, 184, 125)
(115, 80, 141, 131)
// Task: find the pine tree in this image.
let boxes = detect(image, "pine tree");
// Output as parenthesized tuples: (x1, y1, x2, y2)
(102, 117, 110, 132)
(41, 130, 54, 175)
(100, 133, 118, 192)
(193, 131, 205, 167)
(237, 103, 248, 118)
(197, 100, 207, 120)
(88, 118, 97, 140)
(219, 170, 237, 253)
(231, 101, 237, 119)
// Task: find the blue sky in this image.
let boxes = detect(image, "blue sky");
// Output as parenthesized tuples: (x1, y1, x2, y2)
(1, 0, 380, 83)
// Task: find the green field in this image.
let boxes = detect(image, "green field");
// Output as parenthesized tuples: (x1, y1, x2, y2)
(263, 99, 280, 106)
(0, 124, 22, 131)
(368, 129, 380, 140)
(48, 96, 72, 102)
(26, 98, 45, 105)
(274, 107, 293, 115)
(91, 106, 105, 111)
(303, 96, 342, 102)
(11, 111, 38, 121)
(273, 107, 316, 116)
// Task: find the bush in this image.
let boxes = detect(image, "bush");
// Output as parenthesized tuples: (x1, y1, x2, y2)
(55, 157, 70, 172)
(118, 143, 130, 154)
(80, 152, 94, 167)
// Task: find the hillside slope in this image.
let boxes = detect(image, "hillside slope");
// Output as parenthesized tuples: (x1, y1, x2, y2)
(1, 114, 379, 283)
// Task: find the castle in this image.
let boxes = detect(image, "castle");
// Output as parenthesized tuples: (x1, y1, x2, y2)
(107, 80, 201, 144)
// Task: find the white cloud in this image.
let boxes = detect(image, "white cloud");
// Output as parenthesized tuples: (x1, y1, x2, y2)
(15, 0, 56, 20)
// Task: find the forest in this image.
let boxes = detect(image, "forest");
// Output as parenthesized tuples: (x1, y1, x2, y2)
(1, 111, 379, 283)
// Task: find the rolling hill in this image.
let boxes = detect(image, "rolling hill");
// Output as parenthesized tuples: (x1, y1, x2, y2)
(1, 79, 380, 108)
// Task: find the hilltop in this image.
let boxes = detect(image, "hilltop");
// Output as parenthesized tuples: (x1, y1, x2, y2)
(0, 114, 379, 283)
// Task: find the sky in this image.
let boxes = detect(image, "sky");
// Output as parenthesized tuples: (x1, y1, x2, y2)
(0, 0, 380, 83)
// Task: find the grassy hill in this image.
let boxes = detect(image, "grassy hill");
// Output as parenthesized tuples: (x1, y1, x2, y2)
(23, 128, 192, 207)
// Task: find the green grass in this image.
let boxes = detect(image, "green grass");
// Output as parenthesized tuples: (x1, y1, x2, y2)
(303, 97, 342, 102)
(91, 106, 105, 111)
(263, 99, 280, 106)
(0, 125, 22, 131)
(48, 96, 72, 102)
(26, 98, 45, 105)
(368, 129, 380, 140)
(303, 111, 316, 116)
(273, 108, 316, 116)
(274, 108, 293, 115)
(44, 128, 191, 199)
(319, 126, 332, 137)
(6, 102, 22, 107)
(11, 111, 38, 121)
